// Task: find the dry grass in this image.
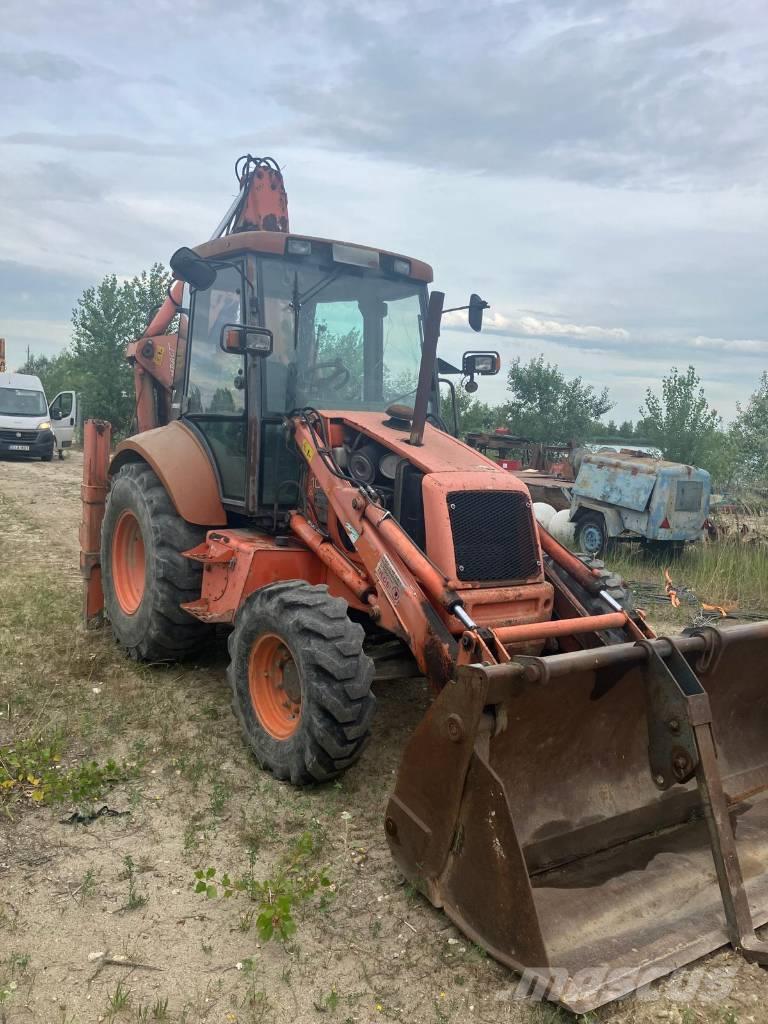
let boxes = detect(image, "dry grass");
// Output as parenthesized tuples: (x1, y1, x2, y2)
(605, 538, 768, 628)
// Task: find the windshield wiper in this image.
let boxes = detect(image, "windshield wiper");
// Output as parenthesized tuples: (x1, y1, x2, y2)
(290, 268, 345, 355)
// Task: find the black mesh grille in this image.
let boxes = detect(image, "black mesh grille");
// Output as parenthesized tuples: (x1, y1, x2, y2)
(448, 490, 539, 582)
(0, 429, 38, 442)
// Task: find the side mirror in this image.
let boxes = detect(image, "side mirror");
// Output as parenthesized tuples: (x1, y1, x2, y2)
(220, 323, 274, 357)
(468, 294, 489, 332)
(50, 408, 63, 420)
(462, 350, 500, 393)
(170, 247, 217, 291)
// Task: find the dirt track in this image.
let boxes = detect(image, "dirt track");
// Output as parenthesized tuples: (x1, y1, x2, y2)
(1, 452, 766, 1024)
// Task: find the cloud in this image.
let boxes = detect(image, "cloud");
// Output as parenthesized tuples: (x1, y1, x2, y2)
(264, 2, 768, 189)
(0, 51, 82, 81)
(0, 0, 765, 426)
(691, 335, 768, 354)
(0, 132, 181, 154)
(444, 308, 630, 342)
(0, 160, 104, 203)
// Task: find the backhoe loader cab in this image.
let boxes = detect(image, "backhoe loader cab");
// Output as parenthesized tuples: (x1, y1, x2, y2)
(81, 156, 768, 1013)
(172, 236, 435, 511)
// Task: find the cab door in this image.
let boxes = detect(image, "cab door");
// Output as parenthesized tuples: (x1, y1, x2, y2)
(184, 264, 250, 507)
(48, 391, 77, 451)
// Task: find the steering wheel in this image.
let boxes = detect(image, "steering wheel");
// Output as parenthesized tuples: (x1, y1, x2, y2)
(305, 358, 351, 392)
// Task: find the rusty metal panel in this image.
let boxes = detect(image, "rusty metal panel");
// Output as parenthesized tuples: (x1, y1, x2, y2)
(80, 419, 112, 626)
(574, 457, 656, 512)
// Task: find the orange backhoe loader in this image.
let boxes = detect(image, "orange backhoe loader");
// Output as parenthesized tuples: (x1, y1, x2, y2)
(80, 155, 768, 1012)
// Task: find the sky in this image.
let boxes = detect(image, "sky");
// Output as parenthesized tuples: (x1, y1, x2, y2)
(1, 0, 766, 424)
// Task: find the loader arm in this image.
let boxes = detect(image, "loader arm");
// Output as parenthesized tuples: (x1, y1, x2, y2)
(289, 414, 647, 687)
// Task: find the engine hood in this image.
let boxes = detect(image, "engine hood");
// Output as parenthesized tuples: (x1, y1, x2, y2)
(330, 411, 524, 482)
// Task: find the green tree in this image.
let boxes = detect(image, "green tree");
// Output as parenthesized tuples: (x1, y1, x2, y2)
(639, 366, 721, 467)
(69, 263, 170, 434)
(501, 355, 612, 443)
(16, 350, 76, 400)
(618, 419, 634, 437)
(440, 385, 502, 434)
(730, 372, 768, 483)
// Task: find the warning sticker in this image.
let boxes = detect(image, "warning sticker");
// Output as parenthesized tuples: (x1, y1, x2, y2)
(375, 554, 404, 606)
(301, 439, 315, 462)
(153, 344, 165, 366)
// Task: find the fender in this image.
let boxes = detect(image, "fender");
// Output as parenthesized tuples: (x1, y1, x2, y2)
(110, 420, 226, 526)
(570, 498, 624, 538)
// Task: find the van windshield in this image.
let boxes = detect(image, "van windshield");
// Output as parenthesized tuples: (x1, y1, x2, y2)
(0, 387, 47, 417)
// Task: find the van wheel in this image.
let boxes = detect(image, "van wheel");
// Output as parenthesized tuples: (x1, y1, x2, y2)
(576, 513, 607, 557)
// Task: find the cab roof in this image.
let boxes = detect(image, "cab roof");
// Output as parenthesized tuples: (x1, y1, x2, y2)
(193, 231, 433, 283)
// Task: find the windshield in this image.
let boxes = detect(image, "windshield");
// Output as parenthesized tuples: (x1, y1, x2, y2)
(0, 387, 47, 417)
(258, 257, 426, 413)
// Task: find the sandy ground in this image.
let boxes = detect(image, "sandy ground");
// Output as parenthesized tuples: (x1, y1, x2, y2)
(1, 451, 767, 1024)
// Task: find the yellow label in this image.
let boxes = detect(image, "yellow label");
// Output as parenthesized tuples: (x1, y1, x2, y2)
(153, 344, 165, 366)
(301, 439, 315, 462)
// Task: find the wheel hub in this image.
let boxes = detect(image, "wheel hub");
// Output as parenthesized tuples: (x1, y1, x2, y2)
(248, 634, 302, 739)
(582, 524, 603, 554)
(112, 509, 146, 615)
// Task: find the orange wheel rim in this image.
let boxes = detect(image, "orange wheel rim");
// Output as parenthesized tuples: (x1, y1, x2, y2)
(248, 634, 302, 739)
(112, 509, 146, 615)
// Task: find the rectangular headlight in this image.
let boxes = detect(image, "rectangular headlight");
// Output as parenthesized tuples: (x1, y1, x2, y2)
(393, 258, 411, 275)
(286, 238, 312, 256)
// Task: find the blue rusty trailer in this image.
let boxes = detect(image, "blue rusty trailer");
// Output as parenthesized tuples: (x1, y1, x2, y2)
(570, 450, 711, 555)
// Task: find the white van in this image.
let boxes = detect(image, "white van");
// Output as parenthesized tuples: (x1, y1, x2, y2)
(0, 372, 77, 461)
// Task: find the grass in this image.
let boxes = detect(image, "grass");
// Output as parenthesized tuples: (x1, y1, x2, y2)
(607, 538, 768, 623)
(106, 980, 131, 1015)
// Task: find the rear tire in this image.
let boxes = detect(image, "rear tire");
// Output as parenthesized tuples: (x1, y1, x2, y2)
(228, 582, 375, 785)
(101, 462, 212, 660)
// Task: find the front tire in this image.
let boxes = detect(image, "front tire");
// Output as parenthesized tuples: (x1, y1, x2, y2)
(228, 582, 375, 785)
(101, 462, 212, 660)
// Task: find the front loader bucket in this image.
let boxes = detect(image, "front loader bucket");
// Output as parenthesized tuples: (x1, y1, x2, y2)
(386, 623, 768, 1012)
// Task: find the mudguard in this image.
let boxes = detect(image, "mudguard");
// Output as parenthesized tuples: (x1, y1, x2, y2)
(110, 421, 226, 527)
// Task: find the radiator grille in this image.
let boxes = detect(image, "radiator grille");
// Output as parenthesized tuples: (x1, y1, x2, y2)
(0, 428, 39, 442)
(447, 490, 540, 582)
